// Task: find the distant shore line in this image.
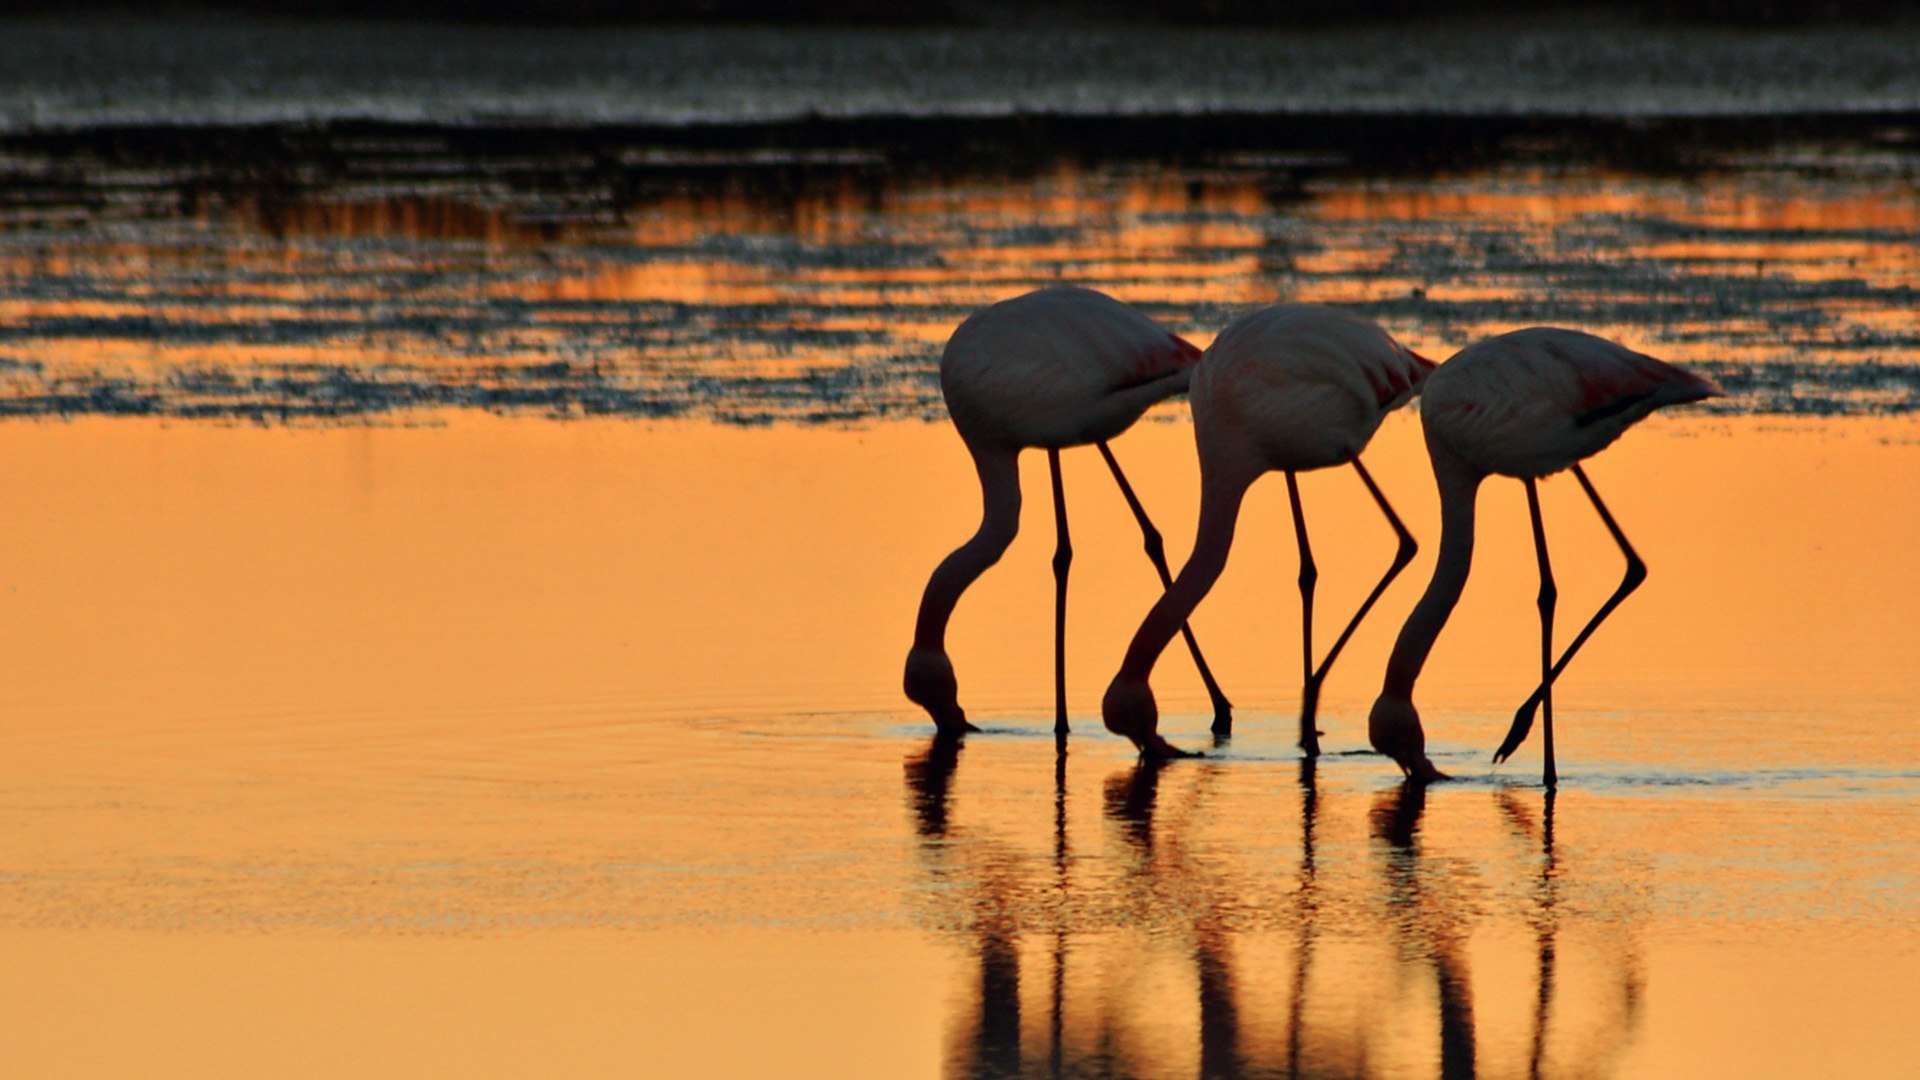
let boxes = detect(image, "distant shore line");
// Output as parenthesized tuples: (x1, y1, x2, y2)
(4, 110, 1919, 193)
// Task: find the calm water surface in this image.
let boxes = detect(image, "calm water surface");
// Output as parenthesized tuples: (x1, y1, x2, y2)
(1, 414, 1914, 1077)
(1, 34, 1918, 1074)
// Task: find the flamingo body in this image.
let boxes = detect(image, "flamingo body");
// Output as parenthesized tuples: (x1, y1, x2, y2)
(1195, 305, 1429, 480)
(1420, 328, 1720, 480)
(1104, 304, 1432, 759)
(942, 286, 1200, 452)
(1369, 327, 1721, 784)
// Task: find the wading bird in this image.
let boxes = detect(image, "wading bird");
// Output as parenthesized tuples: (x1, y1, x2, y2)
(905, 286, 1233, 744)
(1367, 327, 1721, 785)
(1102, 305, 1432, 761)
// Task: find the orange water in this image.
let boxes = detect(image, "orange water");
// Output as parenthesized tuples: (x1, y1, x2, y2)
(3, 138, 1918, 1076)
(0, 413, 1914, 1077)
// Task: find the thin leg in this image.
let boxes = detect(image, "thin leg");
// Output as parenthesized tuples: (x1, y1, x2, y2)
(1307, 459, 1419, 683)
(1495, 465, 1648, 767)
(1095, 441, 1235, 733)
(1298, 458, 1420, 753)
(1524, 478, 1559, 788)
(1285, 471, 1321, 756)
(1049, 448, 1072, 747)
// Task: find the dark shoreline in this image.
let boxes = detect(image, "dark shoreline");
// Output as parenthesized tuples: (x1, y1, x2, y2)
(6, 110, 1919, 215)
(5, 1, 1919, 27)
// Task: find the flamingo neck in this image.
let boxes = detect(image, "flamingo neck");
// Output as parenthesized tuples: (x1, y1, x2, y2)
(1117, 465, 1251, 681)
(912, 445, 1022, 652)
(1381, 450, 1484, 699)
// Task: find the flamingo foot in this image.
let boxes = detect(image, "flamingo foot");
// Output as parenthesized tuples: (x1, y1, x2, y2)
(1494, 693, 1542, 763)
(1299, 683, 1323, 757)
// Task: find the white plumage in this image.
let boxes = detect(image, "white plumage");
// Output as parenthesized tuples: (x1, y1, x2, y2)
(1368, 326, 1722, 786)
(1420, 327, 1719, 479)
(1104, 304, 1432, 760)
(908, 286, 1229, 740)
(941, 285, 1199, 451)
(1195, 304, 1433, 480)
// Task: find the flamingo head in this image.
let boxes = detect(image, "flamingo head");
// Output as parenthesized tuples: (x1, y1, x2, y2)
(1103, 676, 1199, 761)
(1368, 693, 1448, 783)
(905, 648, 977, 735)
(1101, 675, 1160, 749)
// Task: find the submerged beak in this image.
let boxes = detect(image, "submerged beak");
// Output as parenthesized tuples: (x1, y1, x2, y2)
(1405, 754, 1450, 784)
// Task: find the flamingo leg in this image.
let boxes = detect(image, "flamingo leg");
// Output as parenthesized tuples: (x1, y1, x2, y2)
(1049, 448, 1072, 747)
(1285, 471, 1322, 756)
(1495, 465, 1647, 768)
(1524, 478, 1559, 788)
(1095, 440, 1235, 734)
(1298, 457, 1419, 755)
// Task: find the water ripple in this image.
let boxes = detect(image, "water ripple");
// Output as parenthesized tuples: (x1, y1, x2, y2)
(4, 115, 1920, 423)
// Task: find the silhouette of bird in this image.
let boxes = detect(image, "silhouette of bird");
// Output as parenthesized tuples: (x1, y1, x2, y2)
(1102, 304, 1433, 761)
(905, 286, 1233, 743)
(1367, 327, 1721, 785)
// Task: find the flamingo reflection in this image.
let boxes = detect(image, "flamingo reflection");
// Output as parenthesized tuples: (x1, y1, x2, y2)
(904, 735, 1030, 1077)
(904, 741, 1646, 1078)
(1371, 782, 1478, 1079)
(1103, 759, 1246, 1077)
(1285, 759, 1322, 1080)
(1501, 791, 1561, 1080)
(1496, 791, 1646, 1079)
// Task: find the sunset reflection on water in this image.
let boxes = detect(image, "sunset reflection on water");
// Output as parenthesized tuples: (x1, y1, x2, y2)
(0, 409, 1914, 1075)
(0, 147, 1917, 1076)
(907, 754, 1651, 1079)
(3, 151, 1919, 420)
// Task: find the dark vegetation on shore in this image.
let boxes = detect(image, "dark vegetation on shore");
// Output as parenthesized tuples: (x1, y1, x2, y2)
(6, 111, 1917, 210)
(1, 0, 1913, 26)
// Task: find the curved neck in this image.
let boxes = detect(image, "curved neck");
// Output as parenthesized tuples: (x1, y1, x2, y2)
(1381, 451, 1483, 699)
(913, 445, 1022, 651)
(1117, 464, 1252, 680)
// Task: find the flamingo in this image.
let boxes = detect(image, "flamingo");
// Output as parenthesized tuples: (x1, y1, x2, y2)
(1366, 327, 1722, 785)
(1102, 304, 1433, 761)
(905, 285, 1233, 742)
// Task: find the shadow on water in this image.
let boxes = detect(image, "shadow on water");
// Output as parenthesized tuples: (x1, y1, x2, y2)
(904, 738, 1649, 1078)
